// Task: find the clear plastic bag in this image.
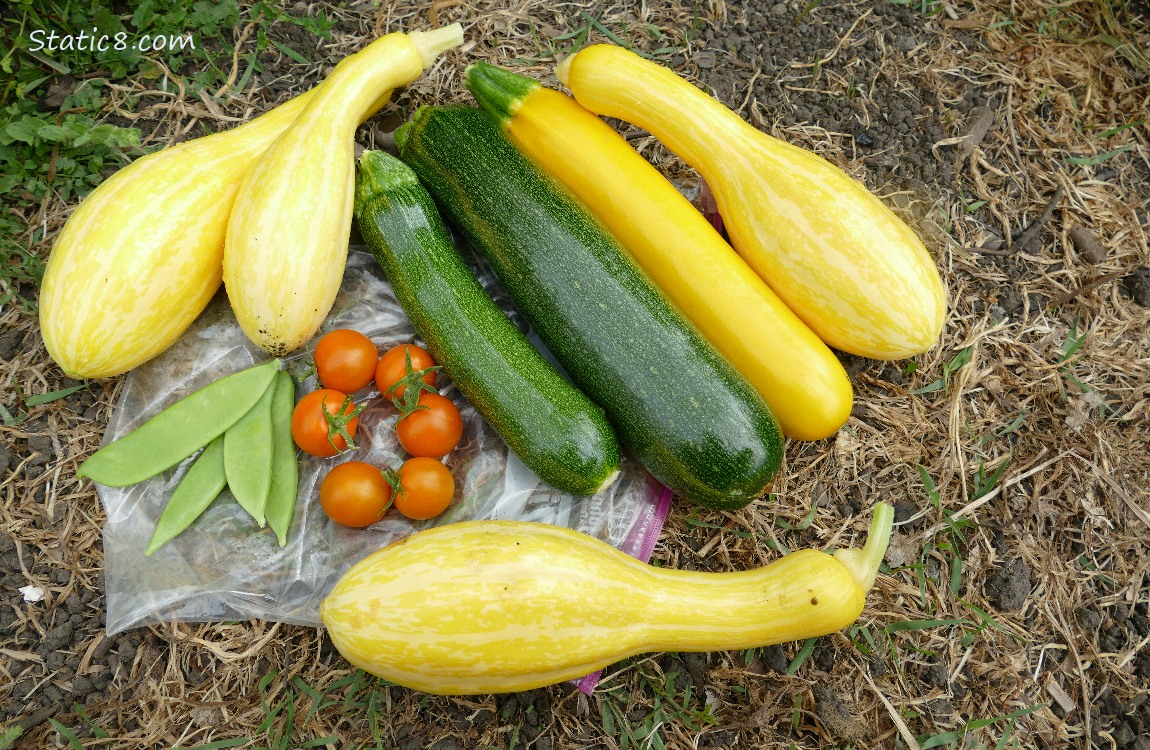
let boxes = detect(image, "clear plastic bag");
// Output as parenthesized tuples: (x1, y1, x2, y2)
(97, 249, 671, 637)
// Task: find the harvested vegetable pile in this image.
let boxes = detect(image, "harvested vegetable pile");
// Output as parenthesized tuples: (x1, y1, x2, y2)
(2, 0, 1148, 748)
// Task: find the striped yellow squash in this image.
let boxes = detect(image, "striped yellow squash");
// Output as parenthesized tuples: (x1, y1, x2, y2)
(223, 24, 463, 356)
(465, 63, 852, 441)
(38, 92, 314, 379)
(557, 45, 947, 360)
(320, 505, 893, 695)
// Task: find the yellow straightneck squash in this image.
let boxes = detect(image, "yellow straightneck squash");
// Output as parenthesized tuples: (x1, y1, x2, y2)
(321, 505, 893, 695)
(38, 92, 313, 379)
(465, 63, 852, 441)
(223, 24, 463, 356)
(557, 45, 947, 360)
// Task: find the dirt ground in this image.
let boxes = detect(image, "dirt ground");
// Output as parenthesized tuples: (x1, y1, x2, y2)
(2, 0, 1149, 748)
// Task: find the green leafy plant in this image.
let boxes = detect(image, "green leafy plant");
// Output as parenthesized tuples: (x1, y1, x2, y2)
(911, 345, 972, 395)
(600, 664, 719, 750)
(0, 0, 341, 314)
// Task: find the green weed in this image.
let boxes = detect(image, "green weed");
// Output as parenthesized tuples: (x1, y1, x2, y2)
(600, 664, 719, 749)
(786, 637, 819, 675)
(0, 0, 337, 313)
(252, 670, 348, 750)
(916, 703, 1043, 749)
(910, 465, 977, 615)
(972, 453, 1012, 500)
(911, 345, 972, 395)
(959, 599, 1025, 647)
(886, 0, 944, 17)
(1092, 120, 1144, 139)
(1068, 142, 1136, 166)
(1057, 319, 1114, 419)
(0, 726, 22, 750)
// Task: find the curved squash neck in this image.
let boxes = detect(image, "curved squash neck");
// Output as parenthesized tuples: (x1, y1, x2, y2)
(636, 550, 865, 653)
(562, 48, 758, 181)
(302, 25, 463, 130)
(304, 34, 425, 130)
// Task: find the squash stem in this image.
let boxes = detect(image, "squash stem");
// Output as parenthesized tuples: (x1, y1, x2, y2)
(555, 55, 574, 86)
(466, 62, 540, 124)
(409, 23, 465, 68)
(832, 502, 894, 593)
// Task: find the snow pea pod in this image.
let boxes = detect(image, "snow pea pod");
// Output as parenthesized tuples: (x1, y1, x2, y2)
(224, 376, 277, 527)
(265, 371, 299, 546)
(144, 436, 227, 556)
(78, 359, 281, 487)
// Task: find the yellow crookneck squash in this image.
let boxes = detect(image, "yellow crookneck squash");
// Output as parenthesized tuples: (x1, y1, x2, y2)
(465, 62, 852, 441)
(321, 504, 893, 695)
(557, 45, 947, 360)
(223, 24, 463, 356)
(38, 91, 314, 379)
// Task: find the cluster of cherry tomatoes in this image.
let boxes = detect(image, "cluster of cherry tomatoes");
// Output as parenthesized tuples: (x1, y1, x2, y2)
(290, 329, 464, 528)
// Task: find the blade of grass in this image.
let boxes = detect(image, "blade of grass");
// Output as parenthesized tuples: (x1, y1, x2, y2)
(173, 739, 249, 750)
(1067, 143, 1135, 165)
(775, 502, 818, 531)
(973, 454, 1012, 500)
(25, 384, 85, 406)
(580, 13, 655, 58)
(885, 618, 971, 634)
(48, 721, 84, 750)
(269, 39, 308, 64)
(70, 704, 109, 739)
(786, 637, 819, 675)
(1093, 120, 1143, 139)
(949, 553, 963, 596)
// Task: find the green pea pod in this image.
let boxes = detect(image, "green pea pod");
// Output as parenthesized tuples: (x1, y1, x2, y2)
(144, 436, 227, 556)
(224, 375, 277, 527)
(78, 359, 281, 487)
(264, 371, 299, 546)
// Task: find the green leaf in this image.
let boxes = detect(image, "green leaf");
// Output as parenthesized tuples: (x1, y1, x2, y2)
(0, 725, 23, 750)
(269, 39, 308, 64)
(48, 721, 84, 750)
(786, 637, 819, 675)
(885, 618, 971, 633)
(171, 739, 249, 750)
(25, 384, 85, 406)
(1068, 143, 1135, 165)
(4, 117, 42, 145)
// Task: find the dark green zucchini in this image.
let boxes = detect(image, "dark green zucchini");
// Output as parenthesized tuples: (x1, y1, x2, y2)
(353, 150, 620, 496)
(394, 106, 783, 510)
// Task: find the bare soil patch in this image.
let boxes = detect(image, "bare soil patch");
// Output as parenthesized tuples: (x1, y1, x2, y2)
(2, 0, 1148, 748)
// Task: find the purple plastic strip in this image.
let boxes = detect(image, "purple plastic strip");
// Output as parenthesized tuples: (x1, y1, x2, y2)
(571, 480, 674, 695)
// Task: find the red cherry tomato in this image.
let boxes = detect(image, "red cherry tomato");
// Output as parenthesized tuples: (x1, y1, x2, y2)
(395, 392, 463, 458)
(320, 461, 392, 527)
(291, 388, 361, 457)
(375, 344, 437, 402)
(314, 329, 379, 393)
(394, 457, 455, 520)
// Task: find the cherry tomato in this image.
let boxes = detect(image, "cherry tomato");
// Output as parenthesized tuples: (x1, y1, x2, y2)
(394, 457, 455, 520)
(395, 392, 463, 458)
(291, 388, 361, 457)
(376, 344, 437, 401)
(313, 329, 379, 393)
(320, 461, 392, 527)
